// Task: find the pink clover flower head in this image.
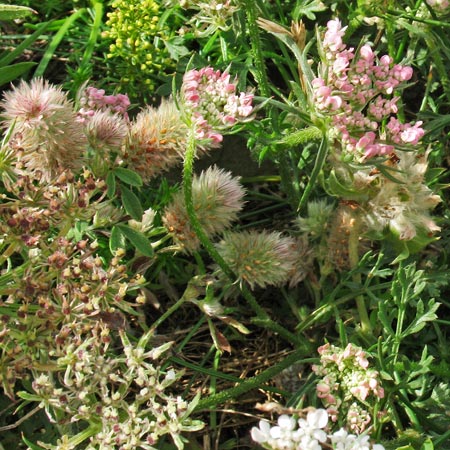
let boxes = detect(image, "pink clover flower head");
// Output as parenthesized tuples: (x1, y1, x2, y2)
(426, 0, 450, 12)
(181, 66, 254, 145)
(400, 121, 425, 144)
(79, 86, 130, 119)
(392, 64, 413, 82)
(312, 78, 344, 111)
(359, 44, 375, 62)
(315, 18, 419, 162)
(313, 342, 384, 428)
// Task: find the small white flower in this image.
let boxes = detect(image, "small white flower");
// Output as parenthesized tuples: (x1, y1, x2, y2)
(270, 414, 297, 441)
(251, 420, 272, 444)
(297, 408, 328, 443)
(307, 408, 329, 429)
(373, 445, 385, 450)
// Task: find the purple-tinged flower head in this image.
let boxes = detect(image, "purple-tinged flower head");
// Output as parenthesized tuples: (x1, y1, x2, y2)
(78, 86, 130, 119)
(181, 66, 254, 149)
(162, 166, 245, 253)
(84, 110, 128, 151)
(1, 79, 87, 181)
(215, 230, 297, 289)
(287, 235, 315, 288)
(123, 99, 188, 183)
(83, 109, 129, 177)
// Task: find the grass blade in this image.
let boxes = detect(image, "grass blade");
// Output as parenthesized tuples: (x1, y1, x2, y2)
(34, 8, 86, 78)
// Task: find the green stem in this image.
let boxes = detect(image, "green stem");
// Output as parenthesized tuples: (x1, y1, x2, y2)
(195, 349, 313, 410)
(183, 130, 301, 346)
(0, 242, 19, 267)
(239, 0, 270, 97)
(348, 218, 372, 335)
(297, 135, 328, 213)
(149, 295, 186, 333)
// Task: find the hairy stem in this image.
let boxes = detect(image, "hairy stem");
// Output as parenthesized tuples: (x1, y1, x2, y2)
(195, 350, 314, 410)
(239, 0, 270, 97)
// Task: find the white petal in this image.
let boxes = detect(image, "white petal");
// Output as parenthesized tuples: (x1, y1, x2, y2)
(307, 408, 329, 429)
(278, 414, 297, 430)
(251, 421, 270, 443)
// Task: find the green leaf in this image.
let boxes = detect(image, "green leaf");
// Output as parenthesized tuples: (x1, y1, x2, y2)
(21, 435, 43, 450)
(106, 170, 116, 198)
(298, 136, 328, 212)
(421, 438, 434, 450)
(116, 224, 154, 257)
(292, 0, 327, 20)
(0, 62, 36, 86)
(110, 225, 126, 253)
(0, 4, 36, 20)
(17, 391, 42, 402)
(401, 300, 440, 337)
(377, 302, 395, 337)
(120, 185, 143, 221)
(112, 167, 143, 187)
(164, 36, 190, 60)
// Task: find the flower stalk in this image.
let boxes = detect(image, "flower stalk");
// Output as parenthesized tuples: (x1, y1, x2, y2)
(348, 218, 372, 335)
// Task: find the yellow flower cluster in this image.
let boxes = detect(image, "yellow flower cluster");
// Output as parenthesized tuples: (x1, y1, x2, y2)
(103, 0, 175, 97)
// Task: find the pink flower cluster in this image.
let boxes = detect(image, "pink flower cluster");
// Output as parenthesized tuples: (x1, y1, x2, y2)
(79, 86, 130, 119)
(312, 19, 423, 159)
(426, 0, 450, 12)
(181, 67, 254, 145)
(312, 343, 384, 432)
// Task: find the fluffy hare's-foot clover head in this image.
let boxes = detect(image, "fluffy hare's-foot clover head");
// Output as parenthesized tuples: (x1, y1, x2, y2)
(1, 79, 86, 181)
(163, 166, 246, 253)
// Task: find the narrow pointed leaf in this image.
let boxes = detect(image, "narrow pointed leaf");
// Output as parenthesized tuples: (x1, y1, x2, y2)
(113, 167, 143, 187)
(116, 224, 154, 257)
(120, 185, 143, 220)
